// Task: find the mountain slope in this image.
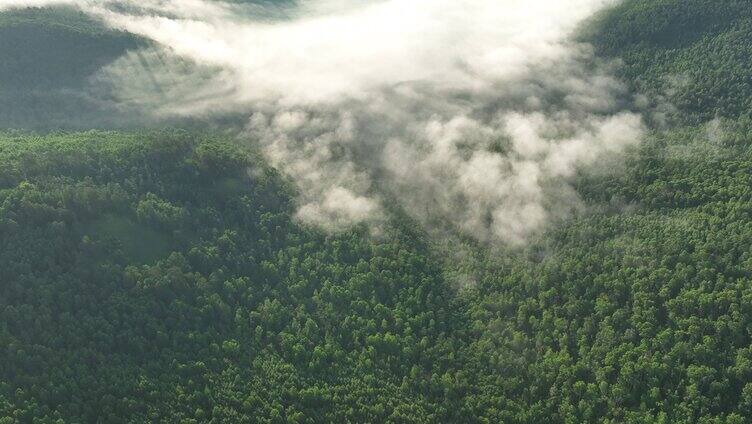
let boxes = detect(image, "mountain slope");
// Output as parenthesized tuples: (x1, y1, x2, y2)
(0, 7, 143, 129)
(586, 0, 752, 122)
(0, 130, 469, 422)
(2, 1, 752, 423)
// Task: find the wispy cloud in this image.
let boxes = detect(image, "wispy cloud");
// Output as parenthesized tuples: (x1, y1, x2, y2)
(3, 0, 643, 244)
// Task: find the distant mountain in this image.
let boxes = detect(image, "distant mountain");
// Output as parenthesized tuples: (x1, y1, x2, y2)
(0, 6, 144, 129)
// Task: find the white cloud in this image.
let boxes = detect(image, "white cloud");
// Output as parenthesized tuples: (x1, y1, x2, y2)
(4, 0, 644, 244)
(0, 0, 64, 8)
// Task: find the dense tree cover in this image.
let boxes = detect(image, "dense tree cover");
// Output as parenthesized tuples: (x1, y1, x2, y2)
(0, 131, 473, 422)
(3, 124, 752, 422)
(456, 121, 752, 423)
(585, 0, 752, 123)
(3, 1, 752, 423)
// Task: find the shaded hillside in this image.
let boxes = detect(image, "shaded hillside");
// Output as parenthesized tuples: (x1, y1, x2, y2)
(585, 0, 752, 122)
(0, 7, 143, 129)
(0, 131, 468, 422)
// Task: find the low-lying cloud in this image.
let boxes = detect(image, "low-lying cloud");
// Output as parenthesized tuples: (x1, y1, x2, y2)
(3, 0, 645, 245)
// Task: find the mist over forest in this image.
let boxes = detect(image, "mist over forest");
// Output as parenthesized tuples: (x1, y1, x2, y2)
(2, 0, 752, 422)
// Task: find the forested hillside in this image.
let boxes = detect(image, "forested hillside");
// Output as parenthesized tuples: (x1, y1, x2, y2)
(0, 131, 470, 422)
(586, 0, 752, 123)
(0, 7, 144, 129)
(2, 0, 752, 423)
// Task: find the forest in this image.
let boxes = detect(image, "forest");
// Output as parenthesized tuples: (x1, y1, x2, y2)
(2, 0, 752, 423)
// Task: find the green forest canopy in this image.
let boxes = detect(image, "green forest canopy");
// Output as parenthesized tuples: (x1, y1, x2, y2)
(3, 0, 752, 423)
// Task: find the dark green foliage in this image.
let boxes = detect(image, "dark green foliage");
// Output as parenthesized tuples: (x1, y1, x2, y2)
(0, 131, 468, 422)
(585, 0, 752, 123)
(0, 7, 144, 129)
(3, 1, 752, 423)
(458, 121, 752, 422)
(4, 122, 752, 423)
